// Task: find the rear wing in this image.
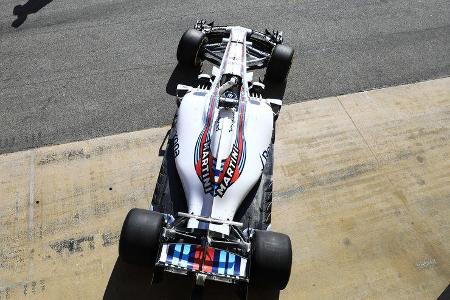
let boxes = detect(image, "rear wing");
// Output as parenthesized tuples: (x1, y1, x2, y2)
(157, 243, 248, 282)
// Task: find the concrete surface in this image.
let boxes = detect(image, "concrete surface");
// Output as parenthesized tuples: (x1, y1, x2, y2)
(274, 77, 450, 299)
(1, 0, 450, 153)
(0, 77, 449, 299)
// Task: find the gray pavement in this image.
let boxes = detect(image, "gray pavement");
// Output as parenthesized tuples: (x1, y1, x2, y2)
(0, 0, 449, 154)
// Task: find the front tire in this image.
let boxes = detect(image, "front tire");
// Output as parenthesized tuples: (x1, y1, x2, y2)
(119, 208, 164, 266)
(249, 230, 292, 290)
(265, 44, 294, 83)
(177, 29, 207, 67)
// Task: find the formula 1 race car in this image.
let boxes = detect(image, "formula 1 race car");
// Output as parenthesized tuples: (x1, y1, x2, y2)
(119, 21, 294, 298)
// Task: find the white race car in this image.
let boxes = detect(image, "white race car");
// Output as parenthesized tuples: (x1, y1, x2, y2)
(119, 21, 294, 298)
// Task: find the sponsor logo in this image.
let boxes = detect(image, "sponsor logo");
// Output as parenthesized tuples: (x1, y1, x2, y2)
(194, 135, 246, 197)
(199, 138, 213, 194)
(216, 143, 243, 197)
(259, 145, 271, 170)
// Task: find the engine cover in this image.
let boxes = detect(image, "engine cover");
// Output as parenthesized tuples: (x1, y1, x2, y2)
(175, 88, 273, 235)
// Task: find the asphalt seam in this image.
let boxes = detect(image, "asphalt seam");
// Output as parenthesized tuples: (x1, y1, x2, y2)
(336, 93, 381, 167)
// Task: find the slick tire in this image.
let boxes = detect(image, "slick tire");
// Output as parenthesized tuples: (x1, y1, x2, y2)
(249, 230, 292, 290)
(177, 29, 207, 67)
(119, 208, 164, 266)
(265, 44, 294, 83)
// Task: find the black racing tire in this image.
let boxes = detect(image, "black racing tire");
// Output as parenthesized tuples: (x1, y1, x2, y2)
(249, 230, 292, 290)
(119, 208, 164, 266)
(265, 44, 294, 83)
(177, 29, 207, 67)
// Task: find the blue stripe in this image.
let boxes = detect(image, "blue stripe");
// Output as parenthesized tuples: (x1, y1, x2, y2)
(240, 141, 247, 170)
(167, 244, 175, 264)
(172, 244, 183, 265)
(194, 141, 199, 162)
(218, 251, 227, 275)
(227, 253, 235, 275)
(180, 244, 191, 268)
(212, 249, 221, 273)
(234, 255, 241, 276)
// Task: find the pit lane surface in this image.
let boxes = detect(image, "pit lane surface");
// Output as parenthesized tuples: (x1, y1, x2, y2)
(1, 0, 449, 153)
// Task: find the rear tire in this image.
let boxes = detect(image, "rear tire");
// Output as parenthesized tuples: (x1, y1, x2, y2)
(249, 230, 292, 290)
(119, 208, 164, 266)
(265, 45, 294, 83)
(177, 29, 207, 67)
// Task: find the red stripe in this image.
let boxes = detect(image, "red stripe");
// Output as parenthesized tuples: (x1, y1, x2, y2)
(195, 159, 202, 177)
(236, 99, 244, 169)
(217, 157, 230, 183)
(206, 91, 216, 124)
(193, 245, 203, 271)
(200, 129, 208, 146)
(202, 247, 215, 273)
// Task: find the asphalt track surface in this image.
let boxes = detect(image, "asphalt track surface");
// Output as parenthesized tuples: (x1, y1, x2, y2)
(0, 0, 449, 155)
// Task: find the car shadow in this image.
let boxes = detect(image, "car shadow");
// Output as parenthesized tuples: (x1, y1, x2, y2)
(103, 257, 280, 300)
(166, 64, 201, 96)
(103, 257, 193, 299)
